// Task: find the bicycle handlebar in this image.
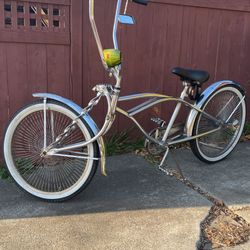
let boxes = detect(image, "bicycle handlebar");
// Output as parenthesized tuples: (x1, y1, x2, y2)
(132, 0, 149, 6)
(89, 0, 122, 69)
(89, 0, 149, 81)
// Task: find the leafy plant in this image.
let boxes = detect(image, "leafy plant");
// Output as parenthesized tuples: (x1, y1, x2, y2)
(243, 121, 250, 135)
(106, 131, 144, 156)
(0, 166, 10, 180)
(0, 158, 33, 180)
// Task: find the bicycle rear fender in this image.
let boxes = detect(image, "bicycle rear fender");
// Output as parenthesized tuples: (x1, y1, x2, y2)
(33, 93, 107, 176)
(185, 80, 245, 137)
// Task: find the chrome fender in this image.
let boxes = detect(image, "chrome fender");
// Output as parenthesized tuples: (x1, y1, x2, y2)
(33, 93, 107, 176)
(185, 81, 245, 137)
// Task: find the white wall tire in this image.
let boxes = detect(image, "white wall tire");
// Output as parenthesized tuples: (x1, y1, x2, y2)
(190, 86, 246, 163)
(4, 100, 99, 202)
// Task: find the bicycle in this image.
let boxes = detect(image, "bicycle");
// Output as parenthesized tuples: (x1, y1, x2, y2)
(3, 0, 246, 202)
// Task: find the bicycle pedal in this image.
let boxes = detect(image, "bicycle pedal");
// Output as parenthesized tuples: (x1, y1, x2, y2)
(151, 117, 166, 127)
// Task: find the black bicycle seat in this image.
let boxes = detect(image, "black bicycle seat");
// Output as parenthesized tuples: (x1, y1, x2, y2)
(172, 67, 210, 85)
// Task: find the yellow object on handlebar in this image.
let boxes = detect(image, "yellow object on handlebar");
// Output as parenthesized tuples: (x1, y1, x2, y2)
(103, 49, 122, 68)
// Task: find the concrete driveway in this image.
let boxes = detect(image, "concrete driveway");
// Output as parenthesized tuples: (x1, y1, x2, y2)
(0, 142, 250, 250)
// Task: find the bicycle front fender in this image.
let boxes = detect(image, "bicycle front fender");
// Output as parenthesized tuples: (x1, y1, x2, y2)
(185, 80, 245, 137)
(32, 93, 107, 176)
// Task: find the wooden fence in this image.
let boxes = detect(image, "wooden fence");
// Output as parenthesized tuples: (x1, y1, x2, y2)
(1, 0, 250, 158)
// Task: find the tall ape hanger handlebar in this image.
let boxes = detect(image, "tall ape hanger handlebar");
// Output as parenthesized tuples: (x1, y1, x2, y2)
(88, 0, 148, 84)
(89, 0, 123, 70)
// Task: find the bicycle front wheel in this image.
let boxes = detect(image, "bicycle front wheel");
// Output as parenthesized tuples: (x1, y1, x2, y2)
(190, 86, 246, 163)
(4, 100, 99, 202)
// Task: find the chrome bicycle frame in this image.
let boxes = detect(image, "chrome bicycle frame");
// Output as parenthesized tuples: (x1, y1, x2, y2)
(42, 81, 244, 174)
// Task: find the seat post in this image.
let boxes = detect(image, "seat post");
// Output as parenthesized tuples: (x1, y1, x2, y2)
(162, 82, 189, 142)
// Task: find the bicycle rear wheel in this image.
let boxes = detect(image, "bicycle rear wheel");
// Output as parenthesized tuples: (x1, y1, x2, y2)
(190, 86, 246, 163)
(4, 100, 99, 202)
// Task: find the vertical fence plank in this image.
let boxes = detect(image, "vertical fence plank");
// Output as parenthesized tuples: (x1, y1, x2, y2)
(11, 1, 17, 30)
(71, 0, 83, 105)
(27, 44, 48, 94)
(47, 45, 70, 98)
(6, 43, 29, 115)
(0, 45, 9, 160)
(0, 1, 4, 29)
(24, 1, 29, 31)
(48, 4, 53, 31)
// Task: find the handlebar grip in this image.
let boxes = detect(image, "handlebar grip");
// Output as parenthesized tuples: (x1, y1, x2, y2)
(132, 0, 149, 6)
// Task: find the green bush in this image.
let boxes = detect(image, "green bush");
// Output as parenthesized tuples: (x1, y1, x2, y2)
(244, 122, 250, 135)
(106, 131, 144, 156)
(0, 166, 10, 180)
